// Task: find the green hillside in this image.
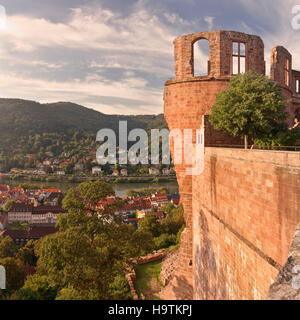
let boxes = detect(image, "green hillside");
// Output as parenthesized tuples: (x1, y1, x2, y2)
(0, 98, 167, 172)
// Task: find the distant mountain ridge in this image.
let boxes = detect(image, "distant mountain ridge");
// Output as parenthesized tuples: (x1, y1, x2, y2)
(0, 98, 167, 135)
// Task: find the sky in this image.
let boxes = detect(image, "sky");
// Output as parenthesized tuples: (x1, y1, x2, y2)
(0, 0, 299, 115)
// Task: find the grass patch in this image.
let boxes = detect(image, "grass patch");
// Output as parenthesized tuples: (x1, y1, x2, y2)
(134, 260, 163, 300)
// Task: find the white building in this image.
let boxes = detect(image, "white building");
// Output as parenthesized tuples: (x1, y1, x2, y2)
(8, 204, 66, 225)
(149, 167, 160, 175)
(92, 166, 102, 175)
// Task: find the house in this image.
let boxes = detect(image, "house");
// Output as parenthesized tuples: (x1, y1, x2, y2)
(46, 192, 63, 206)
(120, 168, 128, 176)
(0, 215, 7, 231)
(0, 185, 9, 194)
(43, 158, 51, 166)
(59, 161, 69, 168)
(115, 199, 152, 216)
(8, 203, 66, 225)
(37, 169, 46, 175)
(136, 209, 146, 219)
(150, 211, 165, 220)
(45, 151, 54, 157)
(168, 194, 180, 207)
(74, 163, 84, 172)
(92, 166, 102, 175)
(112, 169, 119, 176)
(162, 168, 170, 175)
(151, 194, 169, 208)
(53, 159, 60, 165)
(149, 167, 160, 175)
(0, 226, 58, 245)
(8, 204, 33, 224)
(31, 206, 67, 225)
(25, 154, 37, 161)
(56, 170, 65, 175)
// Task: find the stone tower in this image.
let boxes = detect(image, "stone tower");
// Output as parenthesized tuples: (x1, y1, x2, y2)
(162, 30, 300, 300)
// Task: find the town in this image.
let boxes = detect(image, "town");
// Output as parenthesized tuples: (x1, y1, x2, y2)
(7, 152, 175, 178)
(0, 183, 180, 245)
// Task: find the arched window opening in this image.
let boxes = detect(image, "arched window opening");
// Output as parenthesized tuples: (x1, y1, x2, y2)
(193, 39, 210, 77)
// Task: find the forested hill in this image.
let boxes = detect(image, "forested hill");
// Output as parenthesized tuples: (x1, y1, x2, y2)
(0, 98, 166, 135)
(0, 98, 167, 171)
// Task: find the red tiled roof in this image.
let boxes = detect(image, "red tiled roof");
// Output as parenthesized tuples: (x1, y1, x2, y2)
(0, 184, 9, 192)
(150, 211, 165, 218)
(10, 204, 33, 212)
(0, 226, 58, 240)
(41, 189, 61, 193)
(32, 206, 67, 215)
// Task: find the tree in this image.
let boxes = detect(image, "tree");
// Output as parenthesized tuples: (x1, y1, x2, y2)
(209, 71, 288, 149)
(4, 200, 15, 212)
(0, 257, 25, 292)
(154, 233, 176, 250)
(138, 214, 162, 237)
(14, 274, 58, 300)
(0, 236, 18, 259)
(10, 220, 29, 231)
(62, 180, 114, 216)
(161, 204, 185, 235)
(16, 240, 37, 266)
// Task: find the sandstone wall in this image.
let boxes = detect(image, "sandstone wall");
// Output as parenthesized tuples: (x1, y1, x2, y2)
(193, 148, 300, 299)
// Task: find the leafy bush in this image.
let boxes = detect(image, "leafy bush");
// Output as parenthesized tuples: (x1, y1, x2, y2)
(154, 233, 176, 250)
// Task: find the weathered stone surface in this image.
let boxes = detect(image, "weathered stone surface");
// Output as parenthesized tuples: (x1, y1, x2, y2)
(160, 249, 180, 286)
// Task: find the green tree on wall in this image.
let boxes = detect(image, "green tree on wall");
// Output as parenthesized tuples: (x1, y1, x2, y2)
(209, 71, 295, 149)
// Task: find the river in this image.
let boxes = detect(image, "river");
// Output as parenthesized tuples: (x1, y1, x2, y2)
(0, 177, 179, 197)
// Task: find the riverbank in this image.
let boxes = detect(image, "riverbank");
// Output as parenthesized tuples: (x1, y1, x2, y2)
(2, 173, 177, 184)
(0, 174, 179, 197)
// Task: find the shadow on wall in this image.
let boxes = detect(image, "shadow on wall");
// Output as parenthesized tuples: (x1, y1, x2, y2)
(166, 274, 193, 300)
(276, 166, 300, 261)
(194, 209, 228, 300)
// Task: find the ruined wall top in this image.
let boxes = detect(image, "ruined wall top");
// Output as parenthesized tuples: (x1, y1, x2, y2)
(270, 46, 293, 90)
(173, 30, 265, 80)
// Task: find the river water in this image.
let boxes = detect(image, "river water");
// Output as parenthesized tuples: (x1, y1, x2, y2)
(0, 177, 179, 197)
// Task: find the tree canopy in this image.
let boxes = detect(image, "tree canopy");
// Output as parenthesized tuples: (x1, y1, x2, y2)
(209, 71, 294, 148)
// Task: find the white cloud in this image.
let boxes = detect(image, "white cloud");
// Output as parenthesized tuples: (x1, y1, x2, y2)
(0, 70, 162, 114)
(204, 16, 215, 30)
(237, 0, 300, 73)
(0, 5, 180, 114)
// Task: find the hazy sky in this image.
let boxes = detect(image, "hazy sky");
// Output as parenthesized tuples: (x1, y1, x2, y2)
(0, 0, 299, 115)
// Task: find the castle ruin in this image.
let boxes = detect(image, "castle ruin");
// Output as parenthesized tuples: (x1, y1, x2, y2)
(162, 30, 300, 300)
